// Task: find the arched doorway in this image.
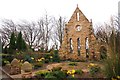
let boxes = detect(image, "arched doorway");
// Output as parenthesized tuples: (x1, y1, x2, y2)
(99, 46, 107, 59)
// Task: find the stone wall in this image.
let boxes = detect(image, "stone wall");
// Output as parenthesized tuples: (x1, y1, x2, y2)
(59, 6, 106, 61)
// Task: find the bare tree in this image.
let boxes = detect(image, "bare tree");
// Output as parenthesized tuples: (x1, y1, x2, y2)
(18, 20, 41, 48)
(37, 14, 54, 51)
(0, 19, 17, 47)
(53, 16, 66, 48)
(95, 16, 120, 56)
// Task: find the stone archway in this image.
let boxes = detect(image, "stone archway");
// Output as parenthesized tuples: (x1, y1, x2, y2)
(99, 46, 107, 59)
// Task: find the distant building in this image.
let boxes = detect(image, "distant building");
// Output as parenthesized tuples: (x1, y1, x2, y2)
(59, 5, 108, 61)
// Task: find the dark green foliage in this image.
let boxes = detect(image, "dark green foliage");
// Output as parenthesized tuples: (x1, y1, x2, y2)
(68, 62, 77, 66)
(44, 54, 51, 59)
(3, 46, 8, 54)
(22, 39, 27, 51)
(23, 54, 32, 63)
(75, 69, 83, 75)
(9, 32, 16, 54)
(104, 56, 120, 78)
(45, 67, 66, 79)
(89, 66, 100, 76)
(45, 73, 57, 79)
(16, 31, 27, 51)
(16, 31, 22, 50)
(33, 62, 43, 69)
(52, 70, 66, 79)
(52, 50, 60, 62)
(44, 59, 49, 63)
(104, 31, 120, 78)
(35, 67, 67, 79)
(1, 54, 14, 66)
(35, 71, 49, 78)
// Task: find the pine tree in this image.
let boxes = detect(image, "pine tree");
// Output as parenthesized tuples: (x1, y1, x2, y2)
(16, 31, 27, 51)
(9, 32, 16, 54)
(16, 31, 23, 50)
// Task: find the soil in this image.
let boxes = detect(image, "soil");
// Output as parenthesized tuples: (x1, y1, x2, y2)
(3, 61, 105, 78)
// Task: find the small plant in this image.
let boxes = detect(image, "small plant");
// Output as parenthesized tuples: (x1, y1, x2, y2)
(66, 69, 76, 78)
(88, 63, 100, 77)
(68, 62, 77, 66)
(34, 62, 43, 69)
(45, 73, 57, 79)
(35, 70, 49, 78)
(44, 59, 49, 63)
(35, 67, 67, 79)
(75, 69, 83, 75)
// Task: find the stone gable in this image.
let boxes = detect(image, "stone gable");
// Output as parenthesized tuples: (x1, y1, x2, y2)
(59, 6, 107, 61)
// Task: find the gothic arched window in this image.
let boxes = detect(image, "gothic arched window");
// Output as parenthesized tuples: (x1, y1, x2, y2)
(69, 38, 73, 53)
(85, 37, 89, 58)
(77, 38, 80, 56)
(77, 12, 80, 21)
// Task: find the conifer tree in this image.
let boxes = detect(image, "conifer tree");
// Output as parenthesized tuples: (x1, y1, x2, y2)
(16, 31, 27, 51)
(16, 31, 23, 50)
(9, 32, 16, 54)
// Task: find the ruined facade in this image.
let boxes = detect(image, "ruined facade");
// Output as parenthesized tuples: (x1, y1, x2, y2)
(59, 6, 107, 61)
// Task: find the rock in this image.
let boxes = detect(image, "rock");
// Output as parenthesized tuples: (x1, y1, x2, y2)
(10, 58, 21, 75)
(21, 61, 32, 72)
(11, 58, 20, 67)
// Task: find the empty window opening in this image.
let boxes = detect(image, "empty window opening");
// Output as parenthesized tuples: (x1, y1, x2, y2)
(77, 38, 80, 56)
(70, 38, 73, 53)
(77, 12, 80, 21)
(85, 37, 89, 58)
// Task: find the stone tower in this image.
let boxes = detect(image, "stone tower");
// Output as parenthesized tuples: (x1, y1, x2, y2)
(59, 5, 100, 61)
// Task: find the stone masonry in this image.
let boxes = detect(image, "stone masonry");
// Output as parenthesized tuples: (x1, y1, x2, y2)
(59, 6, 105, 61)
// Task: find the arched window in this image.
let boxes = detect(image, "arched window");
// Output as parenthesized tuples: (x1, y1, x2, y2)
(100, 46, 107, 60)
(85, 37, 89, 58)
(69, 38, 73, 53)
(77, 38, 80, 56)
(77, 12, 80, 21)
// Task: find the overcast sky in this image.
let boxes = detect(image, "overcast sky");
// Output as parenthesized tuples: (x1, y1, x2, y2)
(0, 0, 119, 26)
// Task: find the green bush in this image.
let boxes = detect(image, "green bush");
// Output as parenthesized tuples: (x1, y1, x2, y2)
(52, 50, 60, 62)
(52, 70, 66, 79)
(44, 59, 49, 63)
(44, 54, 51, 59)
(35, 70, 49, 78)
(104, 56, 120, 78)
(75, 69, 83, 75)
(23, 54, 33, 63)
(35, 67, 67, 79)
(34, 62, 43, 69)
(68, 62, 77, 66)
(45, 73, 57, 79)
(88, 64, 100, 76)
(2, 54, 14, 66)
